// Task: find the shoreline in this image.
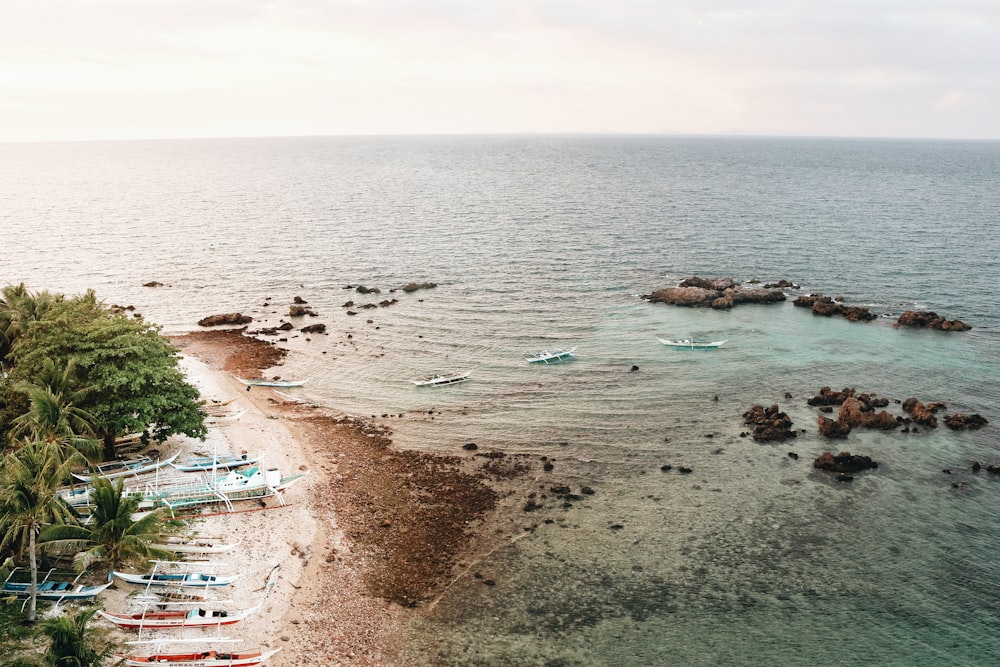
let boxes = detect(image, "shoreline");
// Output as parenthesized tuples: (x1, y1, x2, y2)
(161, 329, 534, 665)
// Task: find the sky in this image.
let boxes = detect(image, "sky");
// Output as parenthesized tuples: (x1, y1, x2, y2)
(1, 0, 998, 142)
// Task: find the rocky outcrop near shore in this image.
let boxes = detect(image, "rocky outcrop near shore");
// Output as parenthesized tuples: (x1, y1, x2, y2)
(742, 404, 797, 442)
(792, 294, 877, 322)
(197, 312, 253, 326)
(643, 276, 787, 309)
(895, 310, 971, 331)
(816, 396, 899, 439)
(901, 397, 946, 428)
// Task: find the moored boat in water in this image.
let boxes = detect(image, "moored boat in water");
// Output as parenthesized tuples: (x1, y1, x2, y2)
(236, 378, 305, 388)
(411, 371, 471, 387)
(656, 338, 727, 349)
(525, 347, 577, 364)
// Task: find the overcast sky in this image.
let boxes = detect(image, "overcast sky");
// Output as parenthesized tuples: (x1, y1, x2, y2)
(1, 0, 998, 142)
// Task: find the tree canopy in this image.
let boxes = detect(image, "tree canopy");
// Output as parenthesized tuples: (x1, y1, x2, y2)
(1, 285, 206, 459)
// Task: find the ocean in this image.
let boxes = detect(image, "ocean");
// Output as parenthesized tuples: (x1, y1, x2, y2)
(2, 135, 1000, 665)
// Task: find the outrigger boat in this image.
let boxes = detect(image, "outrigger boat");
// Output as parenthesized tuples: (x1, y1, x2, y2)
(137, 465, 307, 514)
(98, 604, 259, 630)
(525, 347, 577, 364)
(72, 452, 179, 482)
(1, 568, 112, 602)
(114, 648, 281, 667)
(171, 453, 260, 473)
(114, 639, 281, 667)
(205, 409, 248, 425)
(411, 371, 471, 387)
(153, 537, 236, 555)
(113, 568, 242, 589)
(236, 378, 305, 388)
(656, 338, 727, 349)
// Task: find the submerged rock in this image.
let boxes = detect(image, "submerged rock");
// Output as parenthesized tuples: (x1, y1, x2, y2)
(813, 451, 879, 474)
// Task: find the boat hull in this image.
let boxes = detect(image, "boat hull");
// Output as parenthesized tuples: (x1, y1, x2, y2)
(0, 580, 112, 600)
(98, 609, 248, 630)
(657, 338, 727, 349)
(113, 571, 241, 588)
(411, 372, 471, 386)
(114, 649, 280, 667)
(525, 347, 577, 364)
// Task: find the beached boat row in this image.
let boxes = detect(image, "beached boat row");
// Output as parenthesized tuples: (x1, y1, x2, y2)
(105, 560, 277, 665)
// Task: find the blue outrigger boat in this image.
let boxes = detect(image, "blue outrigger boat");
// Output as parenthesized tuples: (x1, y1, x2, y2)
(1, 568, 112, 601)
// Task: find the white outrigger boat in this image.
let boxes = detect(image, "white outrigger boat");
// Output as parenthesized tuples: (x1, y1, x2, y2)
(411, 371, 471, 387)
(171, 452, 260, 473)
(136, 465, 308, 514)
(236, 377, 305, 388)
(154, 537, 236, 555)
(657, 338, 727, 349)
(525, 347, 577, 364)
(114, 639, 280, 667)
(72, 452, 179, 482)
(98, 603, 259, 630)
(113, 562, 242, 589)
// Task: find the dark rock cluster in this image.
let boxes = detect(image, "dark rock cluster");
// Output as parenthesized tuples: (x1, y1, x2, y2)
(197, 312, 253, 326)
(895, 310, 971, 331)
(742, 404, 797, 442)
(792, 294, 876, 322)
(813, 451, 879, 474)
(643, 276, 787, 309)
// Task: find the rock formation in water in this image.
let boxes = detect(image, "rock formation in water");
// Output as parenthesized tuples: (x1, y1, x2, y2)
(198, 313, 253, 326)
(643, 276, 787, 309)
(895, 310, 971, 331)
(813, 451, 879, 473)
(792, 294, 876, 322)
(742, 404, 797, 442)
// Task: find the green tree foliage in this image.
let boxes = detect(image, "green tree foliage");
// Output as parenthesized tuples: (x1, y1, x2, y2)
(38, 606, 118, 667)
(0, 442, 83, 622)
(7, 289, 206, 459)
(41, 477, 175, 573)
(0, 284, 60, 361)
(10, 359, 100, 464)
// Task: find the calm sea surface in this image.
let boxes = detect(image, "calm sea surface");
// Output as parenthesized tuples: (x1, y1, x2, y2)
(3, 135, 1000, 665)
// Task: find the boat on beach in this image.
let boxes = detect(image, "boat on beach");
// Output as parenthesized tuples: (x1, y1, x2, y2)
(657, 338, 727, 349)
(236, 378, 305, 388)
(137, 465, 307, 514)
(171, 452, 260, 473)
(153, 537, 237, 555)
(525, 347, 577, 364)
(411, 371, 471, 387)
(72, 452, 179, 482)
(113, 570, 242, 588)
(113, 647, 281, 667)
(1, 568, 112, 601)
(98, 604, 258, 630)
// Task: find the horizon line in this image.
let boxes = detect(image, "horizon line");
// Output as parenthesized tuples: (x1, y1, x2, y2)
(2, 130, 998, 147)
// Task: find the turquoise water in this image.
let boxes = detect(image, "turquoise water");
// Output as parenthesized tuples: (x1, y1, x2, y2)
(2, 135, 1000, 664)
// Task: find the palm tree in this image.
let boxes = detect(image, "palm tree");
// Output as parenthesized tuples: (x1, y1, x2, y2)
(40, 477, 175, 573)
(0, 442, 83, 622)
(10, 358, 100, 464)
(38, 606, 117, 666)
(0, 284, 58, 361)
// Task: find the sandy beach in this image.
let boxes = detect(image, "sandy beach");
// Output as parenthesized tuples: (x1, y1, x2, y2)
(93, 328, 537, 666)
